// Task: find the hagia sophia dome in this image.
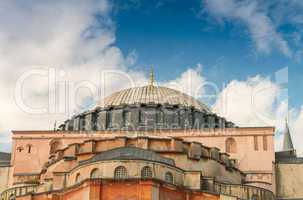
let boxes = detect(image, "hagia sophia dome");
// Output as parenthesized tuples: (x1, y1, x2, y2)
(59, 74, 235, 131)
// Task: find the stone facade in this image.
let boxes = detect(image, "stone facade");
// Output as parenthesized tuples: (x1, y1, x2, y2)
(275, 161, 303, 199)
(275, 150, 303, 199)
(274, 123, 303, 200)
(2, 135, 275, 200)
(158, 127, 276, 192)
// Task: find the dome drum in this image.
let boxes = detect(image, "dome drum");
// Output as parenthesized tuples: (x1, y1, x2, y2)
(60, 103, 234, 131)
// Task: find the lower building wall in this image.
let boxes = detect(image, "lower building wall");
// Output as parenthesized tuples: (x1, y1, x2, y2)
(276, 163, 303, 199)
(15, 180, 220, 200)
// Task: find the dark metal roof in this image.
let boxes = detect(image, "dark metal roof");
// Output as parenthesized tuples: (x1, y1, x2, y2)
(275, 150, 303, 164)
(80, 147, 175, 166)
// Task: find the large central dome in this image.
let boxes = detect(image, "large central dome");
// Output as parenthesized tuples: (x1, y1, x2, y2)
(99, 85, 211, 113)
(60, 78, 235, 131)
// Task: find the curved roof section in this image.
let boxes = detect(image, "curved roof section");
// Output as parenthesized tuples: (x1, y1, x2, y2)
(80, 147, 175, 166)
(97, 85, 211, 113)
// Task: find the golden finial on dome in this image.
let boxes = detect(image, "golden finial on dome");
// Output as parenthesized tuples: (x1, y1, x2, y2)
(149, 65, 154, 86)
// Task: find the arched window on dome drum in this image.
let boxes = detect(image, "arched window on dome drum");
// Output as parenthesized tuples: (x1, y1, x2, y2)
(215, 117, 220, 128)
(90, 168, 100, 179)
(191, 111, 195, 127)
(106, 110, 112, 128)
(225, 138, 237, 153)
(165, 172, 173, 184)
(204, 116, 209, 128)
(156, 110, 164, 124)
(123, 110, 131, 127)
(75, 173, 81, 184)
(79, 115, 86, 131)
(114, 166, 127, 179)
(139, 110, 146, 125)
(177, 110, 181, 126)
(141, 166, 152, 179)
(91, 112, 98, 131)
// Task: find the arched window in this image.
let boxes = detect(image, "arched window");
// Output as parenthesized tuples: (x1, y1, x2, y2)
(90, 168, 100, 179)
(141, 166, 152, 178)
(49, 140, 62, 154)
(75, 173, 81, 184)
(27, 144, 32, 153)
(17, 146, 24, 153)
(156, 110, 164, 124)
(114, 166, 127, 179)
(139, 109, 147, 125)
(79, 115, 86, 131)
(176, 110, 181, 126)
(123, 110, 131, 127)
(225, 138, 237, 153)
(106, 110, 113, 129)
(165, 172, 173, 184)
(191, 111, 196, 127)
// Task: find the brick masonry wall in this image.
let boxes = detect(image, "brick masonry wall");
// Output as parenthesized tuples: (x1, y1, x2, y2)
(16, 180, 220, 200)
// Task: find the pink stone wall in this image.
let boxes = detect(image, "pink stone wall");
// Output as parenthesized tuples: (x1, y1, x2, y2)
(10, 127, 275, 192)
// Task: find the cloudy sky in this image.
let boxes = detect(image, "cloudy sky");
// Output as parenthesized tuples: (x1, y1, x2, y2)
(0, 0, 302, 154)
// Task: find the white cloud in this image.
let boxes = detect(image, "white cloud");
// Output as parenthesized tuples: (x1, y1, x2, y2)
(0, 0, 148, 152)
(212, 75, 285, 127)
(203, 0, 292, 56)
(158, 66, 303, 154)
(212, 74, 303, 154)
(162, 64, 206, 98)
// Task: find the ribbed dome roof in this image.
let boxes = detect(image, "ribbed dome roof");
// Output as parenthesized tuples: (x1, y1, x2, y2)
(98, 85, 211, 113)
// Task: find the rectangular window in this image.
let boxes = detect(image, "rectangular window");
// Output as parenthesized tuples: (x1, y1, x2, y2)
(263, 136, 268, 151)
(254, 136, 258, 151)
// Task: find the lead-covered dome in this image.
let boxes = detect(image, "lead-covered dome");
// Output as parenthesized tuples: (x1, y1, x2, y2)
(98, 85, 211, 113)
(60, 83, 235, 131)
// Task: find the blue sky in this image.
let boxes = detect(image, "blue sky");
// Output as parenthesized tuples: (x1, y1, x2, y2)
(113, 0, 303, 109)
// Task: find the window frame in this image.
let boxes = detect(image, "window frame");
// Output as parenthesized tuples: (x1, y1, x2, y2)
(90, 168, 100, 179)
(141, 166, 153, 179)
(75, 173, 81, 184)
(114, 166, 128, 179)
(254, 136, 259, 151)
(165, 171, 174, 184)
(225, 138, 237, 153)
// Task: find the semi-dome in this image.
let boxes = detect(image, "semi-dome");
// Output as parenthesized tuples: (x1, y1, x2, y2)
(98, 85, 211, 113)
